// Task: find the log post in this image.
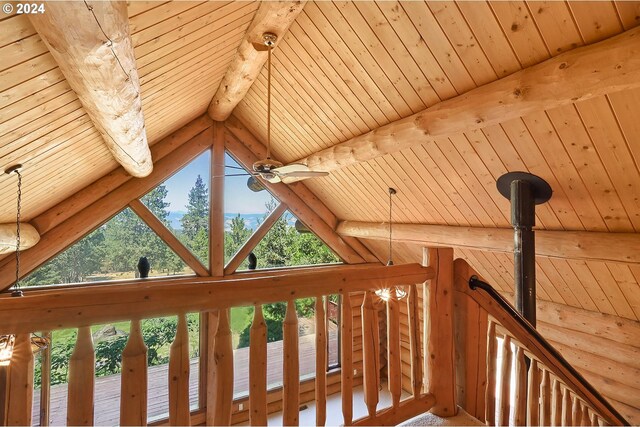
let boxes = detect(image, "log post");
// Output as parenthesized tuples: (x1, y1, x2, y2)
(541, 369, 552, 426)
(387, 291, 402, 408)
(362, 291, 379, 416)
(552, 379, 562, 426)
(407, 284, 423, 397)
(514, 346, 527, 426)
(120, 319, 148, 426)
(67, 327, 95, 426)
(424, 247, 456, 416)
(498, 335, 512, 426)
(315, 297, 327, 426)
(562, 387, 572, 427)
(250, 305, 267, 426)
(169, 314, 190, 426)
(213, 309, 233, 425)
(6, 333, 34, 426)
(283, 300, 300, 426)
(341, 293, 353, 425)
(527, 359, 540, 427)
(486, 321, 497, 426)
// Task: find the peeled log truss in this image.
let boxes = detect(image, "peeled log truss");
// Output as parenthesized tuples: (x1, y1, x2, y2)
(2, 0, 640, 425)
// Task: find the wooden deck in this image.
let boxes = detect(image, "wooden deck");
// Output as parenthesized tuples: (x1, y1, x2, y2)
(33, 329, 337, 426)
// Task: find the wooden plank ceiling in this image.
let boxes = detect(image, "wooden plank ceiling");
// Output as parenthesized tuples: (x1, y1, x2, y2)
(0, 0, 258, 222)
(1, 1, 640, 322)
(232, 1, 640, 321)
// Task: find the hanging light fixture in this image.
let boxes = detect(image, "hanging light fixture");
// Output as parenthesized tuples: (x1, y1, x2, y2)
(376, 187, 406, 301)
(1, 165, 49, 365)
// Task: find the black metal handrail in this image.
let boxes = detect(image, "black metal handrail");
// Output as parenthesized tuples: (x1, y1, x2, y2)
(468, 275, 629, 426)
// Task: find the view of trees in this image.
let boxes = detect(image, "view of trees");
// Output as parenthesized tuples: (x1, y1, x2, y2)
(26, 168, 341, 391)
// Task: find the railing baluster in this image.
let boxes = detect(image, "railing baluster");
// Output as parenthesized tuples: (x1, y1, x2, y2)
(552, 379, 562, 426)
(514, 346, 527, 426)
(540, 369, 551, 427)
(527, 359, 540, 427)
(213, 309, 233, 425)
(120, 319, 148, 426)
(498, 335, 512, 426)
(6, 333, 34, 426)
(341, 293, 353, 426)
(283, 300, 299, 426)
(169, 314, 190, 426)
(562, 387, 572, 427)
(387, 291, 401, 408)
(572, 396, 581, 426)
(315, 297, 327, 427)
(250, 305, 267, 426)
(581, 403, 590, 426)
(486, 321, 497, 426)
(361, 291, 379, 417)
(407, 284, 423, 398)
(590, 411, 598, 427)
(40, 331, 52, 427)
(67, 326, 94, 426)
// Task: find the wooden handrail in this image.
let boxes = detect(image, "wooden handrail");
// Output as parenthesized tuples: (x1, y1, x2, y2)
(0, 263, 432, 334)
(454, 258, 628, 426)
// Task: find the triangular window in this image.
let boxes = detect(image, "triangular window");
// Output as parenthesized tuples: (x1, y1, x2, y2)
(19, 207, 193, 288)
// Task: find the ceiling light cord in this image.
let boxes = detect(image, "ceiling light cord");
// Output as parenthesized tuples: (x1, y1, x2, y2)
(387, 187, 396, 266)
(266, 41, 272, 160)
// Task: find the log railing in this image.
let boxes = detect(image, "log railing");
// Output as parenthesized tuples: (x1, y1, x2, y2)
(454, 258, 628, 427)
(0, 262, 440, 426)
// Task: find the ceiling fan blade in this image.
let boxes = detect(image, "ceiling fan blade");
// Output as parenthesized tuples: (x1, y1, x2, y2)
(279, 171, 330, 178)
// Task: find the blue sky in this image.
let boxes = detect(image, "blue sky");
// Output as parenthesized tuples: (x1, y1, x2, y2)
(162, 150, 274, 214)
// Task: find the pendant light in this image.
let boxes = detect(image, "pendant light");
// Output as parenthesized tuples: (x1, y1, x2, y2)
(375, 187, 406, 301)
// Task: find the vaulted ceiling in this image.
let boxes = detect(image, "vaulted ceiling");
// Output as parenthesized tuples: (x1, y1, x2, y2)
(1, 1, 640, 323)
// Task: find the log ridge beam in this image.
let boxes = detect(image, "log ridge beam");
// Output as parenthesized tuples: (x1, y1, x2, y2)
(207, 1, 306, 121)
(29, 1, 152, 177)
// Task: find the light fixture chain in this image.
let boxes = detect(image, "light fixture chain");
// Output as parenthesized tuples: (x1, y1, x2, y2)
(387, 187, 396, 266)
(14, 170, 22, 290)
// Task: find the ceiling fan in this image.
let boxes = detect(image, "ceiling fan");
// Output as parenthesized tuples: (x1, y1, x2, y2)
(223, 33, 329, 185)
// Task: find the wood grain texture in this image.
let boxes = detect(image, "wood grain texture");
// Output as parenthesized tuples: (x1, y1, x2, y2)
(208, 1, 306, 121)
(249, 305, 267, 426)
(361, 290, 379, 416)
(212, 309, 233, 426)
(341, 292, 353, 425)
(291, 26, 640, 175)
(338, 221, 640, 264)
(168, 313, 190, 426)
(120, 319, 148, 426)
(424, 248, 457, 417)
(29, 1, 152, 177)
(0, 223, 39, 255)
(67, 327, 94, 426)
(315, 296, 327, 426)
(211, 122, 225, 276)
(283, 300, 300, 426)
(5, 334, 33, 426)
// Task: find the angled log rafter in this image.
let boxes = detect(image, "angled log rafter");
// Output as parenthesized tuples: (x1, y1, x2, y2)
(0, 119, 215, 292)
(224, 202, 288, 275)
(223, 121, 373, 265)
(338, 221, 640, 265)
(224, 116, 380, 264)
(208, 1, 306, 121)
(29, 2, 152, 178)
(289, 27, 640, 176)
(128, 199, 209, 277)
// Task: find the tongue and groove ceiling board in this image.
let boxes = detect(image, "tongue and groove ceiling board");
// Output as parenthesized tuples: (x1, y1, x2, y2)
(0, 0, 258, 223)
(232, 1, 640, 321)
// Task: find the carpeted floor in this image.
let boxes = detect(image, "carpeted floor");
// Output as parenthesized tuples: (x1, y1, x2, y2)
(399, 407, 485, 426)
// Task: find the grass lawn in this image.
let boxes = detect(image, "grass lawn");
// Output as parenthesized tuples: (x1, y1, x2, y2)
(230, 306, 253, 347)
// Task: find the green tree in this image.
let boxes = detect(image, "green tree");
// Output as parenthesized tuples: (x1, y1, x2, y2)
(224, 214, 252, 263)
(181, 175, 209, 240)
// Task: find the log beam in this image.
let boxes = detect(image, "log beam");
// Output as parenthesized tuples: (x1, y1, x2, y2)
(0, 223, 39, 254)
(29, 2, 152, 177)
(337, 221, 640, 264)
(290, 27, 640, 175)
(207, 1, 306, 121)
(0, 263, 432, 334)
